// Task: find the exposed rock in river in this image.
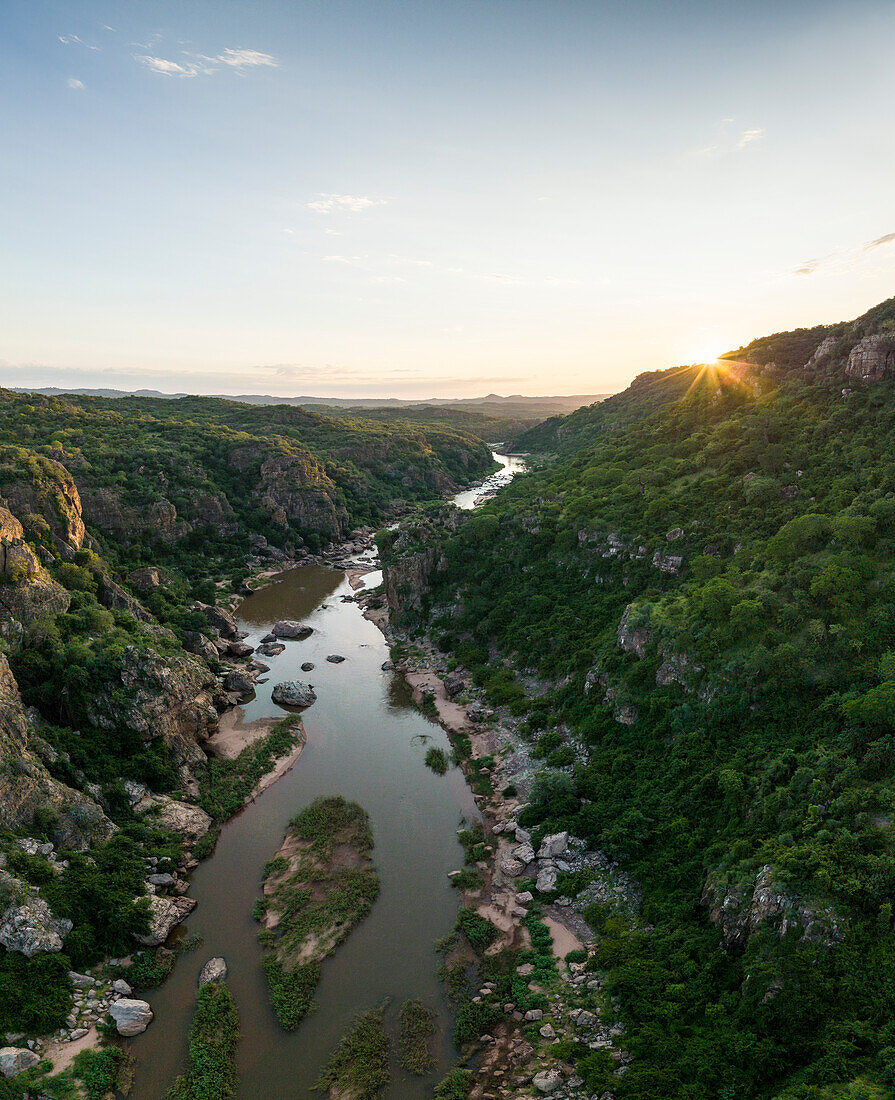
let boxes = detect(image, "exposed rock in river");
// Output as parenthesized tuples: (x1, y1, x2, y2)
(271, 680, 317, 708)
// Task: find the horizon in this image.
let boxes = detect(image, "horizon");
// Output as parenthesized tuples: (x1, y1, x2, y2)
(3, 0, 895, 397)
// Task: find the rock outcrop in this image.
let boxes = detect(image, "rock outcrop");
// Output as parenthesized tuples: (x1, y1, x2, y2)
(133, 793, 212, 844)
(134, 894, 197, 946)
(198, 956, 228, 986)
(86, 645, 220, 778)
(272, 620, 313, 640)
(617, 604, 652, 658)
(0, 871, 72, 956)
(0, 449, 85, 554)
(229, 445, 346, 540)
(845, 335, 895, 382)
(0, 510, 71, 652)
(0, 1047, 40, 1077)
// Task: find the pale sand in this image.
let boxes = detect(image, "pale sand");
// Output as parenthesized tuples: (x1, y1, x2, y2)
(347, 567, 375, 590)
(543, 914, 584, 962)
(208, 708, 278, 759)
(250, 740, 305, 802)
(43, 1025, 100, 1074)
(404, 668, 471, 732)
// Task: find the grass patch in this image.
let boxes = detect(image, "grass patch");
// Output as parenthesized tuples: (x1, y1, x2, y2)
(197, 715, 304, 823)
(425, 746, 449, 775)
(448, 868, 483, 891)
(168, 981, 239, 1100)
(256, 796, 380, 1030)
(313, 1004, 390, 1098)
(434, 1067, 473, 1098)
(397, 1000, 436, 1075)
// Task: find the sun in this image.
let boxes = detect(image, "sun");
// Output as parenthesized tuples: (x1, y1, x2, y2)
(685, 342, 725, 365)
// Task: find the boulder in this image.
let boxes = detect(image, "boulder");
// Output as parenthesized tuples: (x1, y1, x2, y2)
(651, 551, 683, 575)
(192, 602, 238, 639)
(617, 605, 652, 657)
(443, 673, 466, 698)
(198, 956, 228, 986)
(182, 631, 219, 662)
(109, 998, 154, 1036)
(222, 669, 256, 697)
(326, 654, 346, 663)
(498, 856, 525, 878)
(272, 621, 313, 640)
(128, 566, 168, 592)
(513, 844, 535, 865)
(271, 681, 317, 708)
(227, 641, 255, 658)
(134, 895, 197, 946)
(113, 978, 133, 995)
(300, 662, 315, 672)
(537, 832, 569, 859)
(0, 872, 72, 956)
(0, 1047, 40, 1077)
(533, 1068, 563, 1094)
(135, 794, 212, 844)
(536, 863, 558, 893)
(257, 642, 285, 657)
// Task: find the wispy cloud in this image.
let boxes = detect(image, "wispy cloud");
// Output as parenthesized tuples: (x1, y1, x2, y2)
(59, 34, 99, 50)
(737, 127, 764, 149)
(135, 46, 278, 78)
(306, 194, 386, 214)
(67, 77, 85, 90)
(792, 231, 895, 277)
(696, 119, 765, 159)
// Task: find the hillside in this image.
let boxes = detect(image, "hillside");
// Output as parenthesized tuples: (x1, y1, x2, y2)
(379, 295, 895, 1098)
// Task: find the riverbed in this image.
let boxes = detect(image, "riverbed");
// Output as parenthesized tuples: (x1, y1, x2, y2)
(129, 453, 525, 1098)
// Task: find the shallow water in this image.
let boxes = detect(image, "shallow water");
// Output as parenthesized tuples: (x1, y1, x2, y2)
(129, 455, 526, 1098)
(452, 451, 527, 510)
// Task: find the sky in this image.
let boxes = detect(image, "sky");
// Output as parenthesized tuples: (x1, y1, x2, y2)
(2, 0, 895, 400)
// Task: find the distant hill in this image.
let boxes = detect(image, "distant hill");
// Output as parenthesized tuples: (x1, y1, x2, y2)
(17, 387, 609, 415)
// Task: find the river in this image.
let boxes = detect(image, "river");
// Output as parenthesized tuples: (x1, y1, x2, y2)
(129, 452, 525, 1099)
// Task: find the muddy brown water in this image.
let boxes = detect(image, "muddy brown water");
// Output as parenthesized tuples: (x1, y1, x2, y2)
(129, 455, 526, 1099)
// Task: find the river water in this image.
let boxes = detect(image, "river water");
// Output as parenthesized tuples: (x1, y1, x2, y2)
(129, 453, 524, 1099)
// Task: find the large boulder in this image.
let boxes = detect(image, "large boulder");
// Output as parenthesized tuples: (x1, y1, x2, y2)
(0, 448, 85, 554)
(198, 956, 228, 986)
(182, 630, 219, 662)
(272, 620, 313, 640)
(109, 998, 154, 1036)
(537, 832, 569, 859)
(0, 1047, 40, 1077)
(133, 793, 212, 844)
(271, 680, 317, 708)
(0, 871, 72, 956)
(191, 602, 238, 639)
(134, 895, 197, 947)
(533, 1068, 563, 1094)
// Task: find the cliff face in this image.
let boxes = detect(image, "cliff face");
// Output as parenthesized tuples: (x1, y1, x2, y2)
(0, 448, 85, 555)
(0, 651, 115, 849)
(86, 645, 221, 782)
(845, 335, 895, 381)
(0, 507, 71, 652)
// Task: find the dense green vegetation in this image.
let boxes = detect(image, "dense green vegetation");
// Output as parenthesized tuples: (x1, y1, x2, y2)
(312, 1004, 391, 1098)
(168, 982, 240, 1100)
(382, 297, 895, 1097)
(256, 796, 379, 1030)
(397, 999, 437, 1074)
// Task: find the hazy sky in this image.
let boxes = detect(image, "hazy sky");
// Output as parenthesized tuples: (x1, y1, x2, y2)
(3, 0, 895, 398)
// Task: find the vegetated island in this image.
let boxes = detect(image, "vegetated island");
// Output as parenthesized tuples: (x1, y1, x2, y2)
(168, 978, 239, 1100)
(313, 1003, 391, 1099)
(254, 796, 380, 1029)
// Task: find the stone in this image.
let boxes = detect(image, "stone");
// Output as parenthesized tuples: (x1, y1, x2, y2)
(272, 620, 313, 640)
(68, 971, 96, 988)
(443, 673, 466, 698)
(257, 642, 285, 657)
(135, 795, 212, 844)
(0, 1047, 39, 1077)
(537, 832, 569, 859)
(227, 641, 255, 658)
(0, 873, 72, 956)
(499, 856, 524, 878)
(513, 844, 535, 865)
(466, 701, 490, 723)
(181, 631, 219, 662)
(146, 873, 175, 888)
(113, 978, 133, 995)
(326, 654, 346, 663)
(617, 604, 652, 657)
(271, 680, 317, 708)
(109, 998, 153, 1036)
(532, 1068, 563, 1094)
(192, 602, 238, 639)
(536, 864, 558, 893)
(223, 669, 256, 697)
(198, 956, 227, 986)
(260, 633, 277, 644)
(652, 551, 683, 575)
(381, 661, 394, 671)
(539, 1023, 556, 1039)
(300, 662, 315, 672)
(134, 895, 197, 946)
(524, 1009, 543, 1021)
(515, 890, 534, 904)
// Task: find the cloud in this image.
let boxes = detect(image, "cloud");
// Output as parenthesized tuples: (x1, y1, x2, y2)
(306, 194, 385, 214)
(696, 119, 765, 158)
(59, 34, 99, 50)
(737, 127, 764, 148)
(67, 77, 85, 90)
(135, 46, 278, 77)
(792, 231, 895, 276)
(212, 48, 278, 70)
